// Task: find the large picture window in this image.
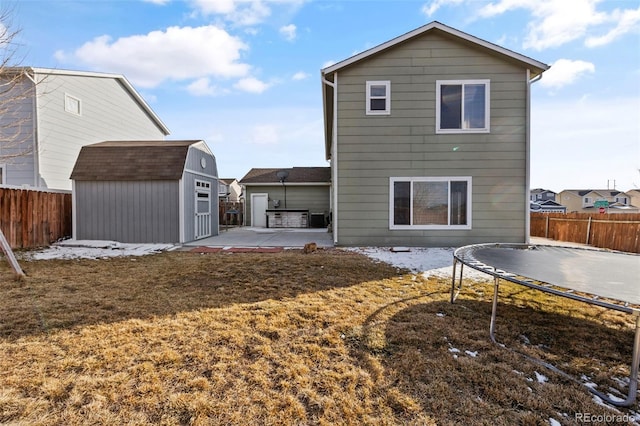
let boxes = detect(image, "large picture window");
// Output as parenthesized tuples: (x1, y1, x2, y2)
(436, 80, 489, 133)
(366, 81, 390, 115)
(390, 177, 472, 230)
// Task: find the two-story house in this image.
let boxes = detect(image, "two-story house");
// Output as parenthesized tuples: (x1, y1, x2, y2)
(321, 21, 549, 246)
(558, 189, 639, 213)
(0, 67, 169, 190)
(530, 188, 557, 203)
(218, 178, 242, 203)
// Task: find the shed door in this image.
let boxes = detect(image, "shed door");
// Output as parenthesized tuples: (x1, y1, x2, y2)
(251, 193, 268, 227)
(195, 180, 212, 239)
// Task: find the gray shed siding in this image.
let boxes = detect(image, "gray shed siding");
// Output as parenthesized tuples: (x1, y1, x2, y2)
(0, 78, 37, 186)
(335, 32, 529, 246)
(74, 180, 180, 243)
(35, 74, 166, 190)
(244, 185, 330, 226)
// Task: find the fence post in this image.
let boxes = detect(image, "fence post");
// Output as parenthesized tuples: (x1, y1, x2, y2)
(585, 216, 592, 245)
(545, 215, 549, 238)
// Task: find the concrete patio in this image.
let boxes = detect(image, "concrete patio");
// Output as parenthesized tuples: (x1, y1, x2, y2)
(184, 227, 334, 248)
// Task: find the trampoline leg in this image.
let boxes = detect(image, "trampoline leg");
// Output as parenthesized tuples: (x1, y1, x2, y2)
(489, 277, 500, 344)
(451, 258, 462, 303)
(588, 312, 639, 407)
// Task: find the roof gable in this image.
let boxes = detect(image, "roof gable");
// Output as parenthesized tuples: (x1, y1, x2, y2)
(240, 167, 331, 184)
(322, 21, 549, 78)
(71, 140, 203, 181)
(15, 67, 170, 136)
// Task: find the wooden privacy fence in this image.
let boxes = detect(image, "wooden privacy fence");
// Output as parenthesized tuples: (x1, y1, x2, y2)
(0, 187, 72, 249)
(531, 212, 640, 253)
(219, 201, 244, 226)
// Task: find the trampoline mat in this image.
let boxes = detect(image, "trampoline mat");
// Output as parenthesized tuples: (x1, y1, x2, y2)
(464, 245, 640, 306)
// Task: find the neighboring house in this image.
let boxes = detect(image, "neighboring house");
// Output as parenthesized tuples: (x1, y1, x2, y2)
(320, 21, 549, 246)
(530, 188, 557, 203)
(219, 178, 242, 203)
(558, 189, 639, 213)
(0, 67, 169, 190)
(628, 189, 640, 210)
(239, 167, 331, 228)
(71, 140, 218, 244)
(530, 200, 566, 213)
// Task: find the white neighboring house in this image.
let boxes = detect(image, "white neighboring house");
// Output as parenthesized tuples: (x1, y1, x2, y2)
(218, 178, 242, 203)
(0, 67, 169, 190)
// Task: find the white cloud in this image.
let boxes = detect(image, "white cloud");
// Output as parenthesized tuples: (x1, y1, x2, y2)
(234, 77, 270, 93)
(142, 0, 170, 4)
(539, 59, 595, 89)
(292, 71, 309, 80)
(585, 6, 640, 47)
(421, 0, 464, 17)
(474, 0, 637, 50)
(190, 0, 305, 27)
(321, 60, 336, 69)
(187, 77, 221, 96)
(279, 24, 297, 41)
(250, 124, 279, 145)
(55, 26, 250, 88)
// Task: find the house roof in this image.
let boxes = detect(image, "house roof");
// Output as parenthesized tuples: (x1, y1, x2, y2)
(239, 167, 331, 185)
(562, 189, 627, 197)
(12, 67, 170, 136)
(71, 140, 204, 181)
(322, 21, 549, 77)
(321, 21, 550, 160)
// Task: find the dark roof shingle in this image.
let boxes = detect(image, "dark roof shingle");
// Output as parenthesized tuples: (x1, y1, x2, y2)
(71, 140, 202, 181)
(239, 167, 330, 184)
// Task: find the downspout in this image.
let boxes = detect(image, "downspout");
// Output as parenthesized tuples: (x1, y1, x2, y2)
(322, 73, 338, 244)
(23, 70, 39, 187)
(526, 70, 543, 244)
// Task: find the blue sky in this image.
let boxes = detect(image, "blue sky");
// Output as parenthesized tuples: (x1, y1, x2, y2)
(9, 0, 640, 192)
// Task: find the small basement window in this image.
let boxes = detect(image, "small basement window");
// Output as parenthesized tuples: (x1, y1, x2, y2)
(366, 81, 390, 115)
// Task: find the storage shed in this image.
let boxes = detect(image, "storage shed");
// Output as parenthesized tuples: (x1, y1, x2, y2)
(71, 140, 218, 244)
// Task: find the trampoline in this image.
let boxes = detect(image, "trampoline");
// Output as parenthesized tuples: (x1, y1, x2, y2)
(450, 243, 640, 407)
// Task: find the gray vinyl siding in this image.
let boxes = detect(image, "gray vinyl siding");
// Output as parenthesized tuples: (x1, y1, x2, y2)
(0, 78, 37, 186)
(335, 32, 529, 246)
(35, 74, 166, 190)
(74, 180, 180, 243)
(244, 185, 330, 226)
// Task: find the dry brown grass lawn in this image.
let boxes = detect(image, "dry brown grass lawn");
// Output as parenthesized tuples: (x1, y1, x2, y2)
(0, 249, 638, 425)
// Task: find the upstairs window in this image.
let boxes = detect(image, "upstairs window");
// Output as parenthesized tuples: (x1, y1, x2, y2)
(436, 80, 489, 133)
(64, 94, 81, 116)
(366, 81, 390, 115)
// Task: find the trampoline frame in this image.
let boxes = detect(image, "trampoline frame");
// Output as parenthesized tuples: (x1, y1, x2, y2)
(450, 243, 640, 407)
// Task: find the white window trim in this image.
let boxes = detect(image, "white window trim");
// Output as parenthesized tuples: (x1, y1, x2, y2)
(436, 79, 490, 134)
(64, 93, 82, 116)
(366, 80, 391, 115)
(389, 176, 472, 230)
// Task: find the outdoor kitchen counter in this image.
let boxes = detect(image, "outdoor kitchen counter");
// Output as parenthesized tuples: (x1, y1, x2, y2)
(266, 209, 309, 228)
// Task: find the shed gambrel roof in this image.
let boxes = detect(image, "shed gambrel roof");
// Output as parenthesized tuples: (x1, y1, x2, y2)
(320, 21, 550, 160)
(71, 140, 205, 181)
(239, 167, 331, 185)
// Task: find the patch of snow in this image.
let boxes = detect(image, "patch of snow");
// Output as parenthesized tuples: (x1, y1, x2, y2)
(448, 347, 460, 353)
(347, 247, 490, 279)
(548, 418, 561, 426)
(27, 240, 176, 260)
(535, 371, 549, 383)
(436, 312, 445, 317)
(465, 350, 478, 358)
